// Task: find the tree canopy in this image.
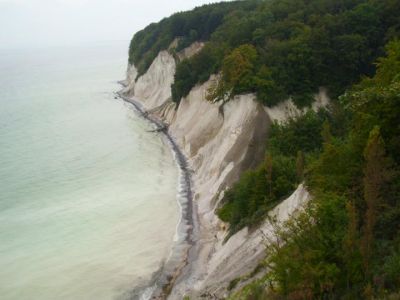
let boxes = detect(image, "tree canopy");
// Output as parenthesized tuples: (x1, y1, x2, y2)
(129, 0, 400, 106)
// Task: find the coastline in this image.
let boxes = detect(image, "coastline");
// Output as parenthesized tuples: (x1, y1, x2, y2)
(116, 87, 196, 299)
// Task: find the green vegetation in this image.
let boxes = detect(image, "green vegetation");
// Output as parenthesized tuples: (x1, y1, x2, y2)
(171, 42, 227, 103)
(217, 156, 296, 234)
(128, 1, 258, 77)
(218, 110, 331, 235)
(130, 0, 400, 106)
(128, 1, 400, 298)
(229, 39, 400, 299)
(201, 0, 399, 106)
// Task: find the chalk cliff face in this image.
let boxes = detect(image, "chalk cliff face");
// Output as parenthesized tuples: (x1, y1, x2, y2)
(122, 45, 325, 298)
(190, 184, 310, 298)
(124, 51, 175, 109)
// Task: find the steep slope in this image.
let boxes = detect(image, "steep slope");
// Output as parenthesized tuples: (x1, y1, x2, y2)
(120, 43, 328, 298)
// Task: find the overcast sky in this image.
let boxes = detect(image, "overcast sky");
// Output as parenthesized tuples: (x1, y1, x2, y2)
(0, 0, 230, 49)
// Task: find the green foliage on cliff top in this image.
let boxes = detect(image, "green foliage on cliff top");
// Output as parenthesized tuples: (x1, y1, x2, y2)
(129, 0, 400, 106)
(128, 1, 258, 77)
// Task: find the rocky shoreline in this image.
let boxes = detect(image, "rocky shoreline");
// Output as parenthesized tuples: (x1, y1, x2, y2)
(117, 88, 196, 299)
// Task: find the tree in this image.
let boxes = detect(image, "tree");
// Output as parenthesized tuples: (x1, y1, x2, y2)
(321, 120, 333, 145)
(296, 150, 305, 183)
(361, 126, 389, 278)
(207, 44, 258, 102)
(342, 201, 363, 292)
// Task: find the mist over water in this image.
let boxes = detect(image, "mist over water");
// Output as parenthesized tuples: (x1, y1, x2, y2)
(0, 43, 179, 299)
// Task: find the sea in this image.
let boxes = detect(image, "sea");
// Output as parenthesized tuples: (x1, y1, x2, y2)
(0, 42, 179, 300)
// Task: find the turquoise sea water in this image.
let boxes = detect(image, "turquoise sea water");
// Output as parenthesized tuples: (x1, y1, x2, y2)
(0, 43, 179, 299)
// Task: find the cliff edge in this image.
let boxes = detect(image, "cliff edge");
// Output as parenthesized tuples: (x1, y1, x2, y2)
(120, 45, 327, 299)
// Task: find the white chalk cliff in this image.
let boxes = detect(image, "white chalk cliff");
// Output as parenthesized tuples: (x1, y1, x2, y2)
(122, 44, 328, 299)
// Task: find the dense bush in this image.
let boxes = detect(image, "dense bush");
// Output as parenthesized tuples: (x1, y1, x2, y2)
(268, 110, 331, 157)
(217, 155, 297, 234)
(171, 42, 227, 103)
(217, 109, 331, 235)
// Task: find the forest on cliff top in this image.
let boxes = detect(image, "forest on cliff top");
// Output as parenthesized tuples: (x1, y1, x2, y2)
(129, 0, 399, 107)
(129, 0, 400, 298)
